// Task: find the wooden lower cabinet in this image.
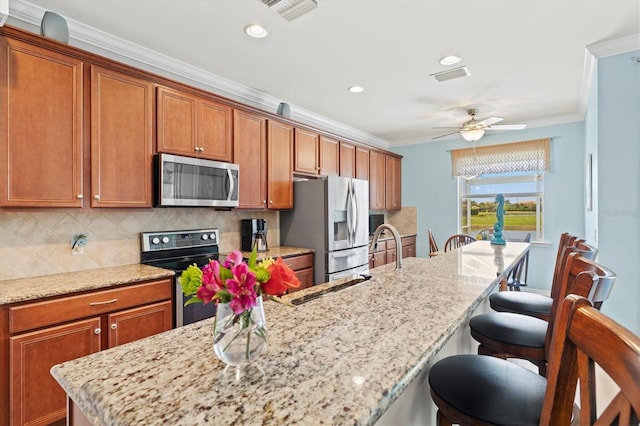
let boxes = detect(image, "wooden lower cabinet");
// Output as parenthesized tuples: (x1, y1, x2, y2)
(6, 279, 173, 426)
(10, 318, 102, 426)
(402, 235, 417, 258)
(283, 253, 314, 293)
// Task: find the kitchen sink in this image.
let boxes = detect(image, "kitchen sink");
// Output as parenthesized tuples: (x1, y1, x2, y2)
(287, 274, 371, 306)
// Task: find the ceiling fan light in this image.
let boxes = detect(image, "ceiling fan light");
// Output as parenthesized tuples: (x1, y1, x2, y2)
(461, 129, 485, 142)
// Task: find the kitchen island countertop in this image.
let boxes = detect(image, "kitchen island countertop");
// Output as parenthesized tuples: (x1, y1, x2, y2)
(51, 241, 529, 425)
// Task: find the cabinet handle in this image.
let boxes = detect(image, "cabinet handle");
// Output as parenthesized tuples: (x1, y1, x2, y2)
(269, 200, 273, 204)
(76, 194, 83, 199)
(111, 324, 117, 330)
(94, 195, 100, 200)
(89, 298, 118, 306)
(94, 328, 101, 334)
(263, 200, 267, 204)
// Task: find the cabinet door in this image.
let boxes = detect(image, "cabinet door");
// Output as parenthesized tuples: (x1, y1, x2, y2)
(387, 248, 397, 265)
(91, 66, 154, 207)
(339, 141, 355, 178)
(402, 244, 416, 258)
(370, 251, 387, 269)
(319, 135, 339, 176)
(294, 128, 319, 175)
(0, 38, 83, 207)
(198, 98, 232, 162)
(108, 300, 172, 347)
(292, 268, 314, 292)
(10, 317, 101, 426)
(267, 120, 293, 209)
(156, 86, 197, 155)
(234, 109, 267, 209)
(369, 150, 386, 210)
(355, 146, 369, 181)
(385, 155, 401, 210)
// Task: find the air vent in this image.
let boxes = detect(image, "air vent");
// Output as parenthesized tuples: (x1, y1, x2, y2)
(261, 0, 318, 21)
(430, 66, 470, 82)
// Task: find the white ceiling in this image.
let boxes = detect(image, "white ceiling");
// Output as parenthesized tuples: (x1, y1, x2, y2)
(15, 0, 640, 146)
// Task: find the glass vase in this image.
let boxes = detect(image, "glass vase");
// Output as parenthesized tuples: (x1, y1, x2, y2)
(213, 296, 267, 366)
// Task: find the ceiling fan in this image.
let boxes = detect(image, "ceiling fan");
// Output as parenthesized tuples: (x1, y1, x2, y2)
(432, 109, 527, 141)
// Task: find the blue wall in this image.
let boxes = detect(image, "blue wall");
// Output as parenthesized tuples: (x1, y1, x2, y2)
(391, 122, 585, 293)
(595, 50, 640, 333)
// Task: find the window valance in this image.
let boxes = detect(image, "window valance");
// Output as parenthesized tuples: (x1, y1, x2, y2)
(450, 138, 550, 176)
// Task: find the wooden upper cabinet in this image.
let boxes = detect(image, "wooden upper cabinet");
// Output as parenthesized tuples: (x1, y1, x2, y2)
(339, 142, 355, 178)
(294, 128, 319, 175)
(267, 120, 294, 209)
(355, 146, 370, 181)
(156, 86, 232, 161)
(369, 150, 386, 210)
(91, 66, 154, 207)
(319, 135, 339, 176)
(385, 154, 402, 210)
(0, 37, 84, 207)
(198, 98, 233, 162)
(233, 109, 267, 209)
(156, 86, 197, 155)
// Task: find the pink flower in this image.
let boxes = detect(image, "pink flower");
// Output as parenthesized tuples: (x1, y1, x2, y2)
(197, 260, 223, 304)
(226, 263, 258, 314)
(223, 250, 243, 269)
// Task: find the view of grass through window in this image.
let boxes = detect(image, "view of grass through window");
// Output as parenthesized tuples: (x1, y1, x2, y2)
(459, 172, 543, 240)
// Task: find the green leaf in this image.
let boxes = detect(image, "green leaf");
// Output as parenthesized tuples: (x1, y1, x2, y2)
(248, 246, 258, 269)
(184, 296, 203, 306)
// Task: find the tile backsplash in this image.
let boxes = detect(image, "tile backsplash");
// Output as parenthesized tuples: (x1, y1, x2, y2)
(0, 209, 279, 281)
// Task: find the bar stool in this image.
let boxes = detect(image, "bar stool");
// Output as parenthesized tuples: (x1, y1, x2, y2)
(428, 229, 439, 257)
(469, 249, 616, 376)
(428, 294, 640, 425)
(489, 232, 583, 320)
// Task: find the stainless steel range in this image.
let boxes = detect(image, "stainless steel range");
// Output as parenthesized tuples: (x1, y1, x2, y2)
(140, 229, 220, 327)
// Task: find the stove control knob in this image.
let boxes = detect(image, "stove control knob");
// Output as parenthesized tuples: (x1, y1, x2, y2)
(152, 237, 160, 245)
(209, 233, 217, 242)
(202, 234, 209, 240)
(161, 236, 170, 244)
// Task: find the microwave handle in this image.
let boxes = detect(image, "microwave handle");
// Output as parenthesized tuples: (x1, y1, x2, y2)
(226, 169, 234, 201)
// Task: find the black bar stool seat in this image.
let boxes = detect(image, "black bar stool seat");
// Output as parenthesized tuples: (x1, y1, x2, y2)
(429, 354, 546, 426)
(470, 312, 547, 348)
(489, 292, 552, 320)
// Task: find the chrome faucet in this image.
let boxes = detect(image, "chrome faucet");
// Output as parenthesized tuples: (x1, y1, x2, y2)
(369, 223, 403, 269)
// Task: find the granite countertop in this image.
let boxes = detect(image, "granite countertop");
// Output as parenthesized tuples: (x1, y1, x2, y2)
(0, 264, 175, 305)
(51, 241, 529, 426)
(233, 246, 315, 261)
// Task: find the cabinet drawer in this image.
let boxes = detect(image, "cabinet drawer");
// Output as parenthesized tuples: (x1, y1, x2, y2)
(9, 279, 172, 334)
(282, 253, 313, 271)
(402, 235, 416, 246)
(386, 239, 396, 249)
(371, 240, 386, 252)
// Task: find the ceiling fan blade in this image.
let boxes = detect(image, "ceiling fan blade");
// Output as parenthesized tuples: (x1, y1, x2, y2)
(432, 131, 460, 140)
(477, 116, 503, 127)
(487, 124, 527, 130)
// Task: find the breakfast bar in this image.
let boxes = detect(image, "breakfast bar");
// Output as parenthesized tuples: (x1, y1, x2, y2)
(51, 241, 529, 425)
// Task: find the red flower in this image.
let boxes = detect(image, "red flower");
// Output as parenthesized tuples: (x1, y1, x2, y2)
(261, 257, 301, 296)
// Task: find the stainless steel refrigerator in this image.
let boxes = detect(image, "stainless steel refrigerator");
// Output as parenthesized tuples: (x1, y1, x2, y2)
(280, 176, 369, 285)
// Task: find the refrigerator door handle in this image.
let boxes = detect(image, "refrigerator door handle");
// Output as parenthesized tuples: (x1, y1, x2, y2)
(350, 180, 358, 244)
(331, 246, 369, 258)
(346, 180, 354, 245)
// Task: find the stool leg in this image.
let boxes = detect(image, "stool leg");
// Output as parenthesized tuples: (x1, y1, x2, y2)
(436, 410, 453, 426)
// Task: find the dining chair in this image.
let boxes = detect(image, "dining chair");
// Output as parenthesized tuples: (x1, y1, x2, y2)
(469, 248, 616, 376)
(443, 234, 476, 252)
(428, 229, 439, 257)
(490, 233, 595, 320)
(506, 233, 531, 291)
(428, 294, 640, 426)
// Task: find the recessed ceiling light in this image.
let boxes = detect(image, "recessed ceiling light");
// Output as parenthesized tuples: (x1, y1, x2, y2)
(439, 55, 462, 66)
(348, 85, 364, 93)
(244, 24, 268, 38)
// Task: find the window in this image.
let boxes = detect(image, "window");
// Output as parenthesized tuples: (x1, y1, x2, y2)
(451, 138, 550, 242)
(459, 171, 544, 241)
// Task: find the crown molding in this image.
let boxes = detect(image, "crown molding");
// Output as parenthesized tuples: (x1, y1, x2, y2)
(587, 33, 640, 58)
(9, 0, 390, 149)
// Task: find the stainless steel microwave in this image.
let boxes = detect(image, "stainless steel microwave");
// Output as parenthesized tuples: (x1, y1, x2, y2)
(156, 153, 239, 207)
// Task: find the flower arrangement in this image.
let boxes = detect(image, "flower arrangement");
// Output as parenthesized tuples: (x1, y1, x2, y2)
(179, 248, 301, 365)
(180, 248, 301, 312)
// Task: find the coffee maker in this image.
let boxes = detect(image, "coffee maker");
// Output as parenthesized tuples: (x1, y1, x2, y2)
(241, 219, 268, 252)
